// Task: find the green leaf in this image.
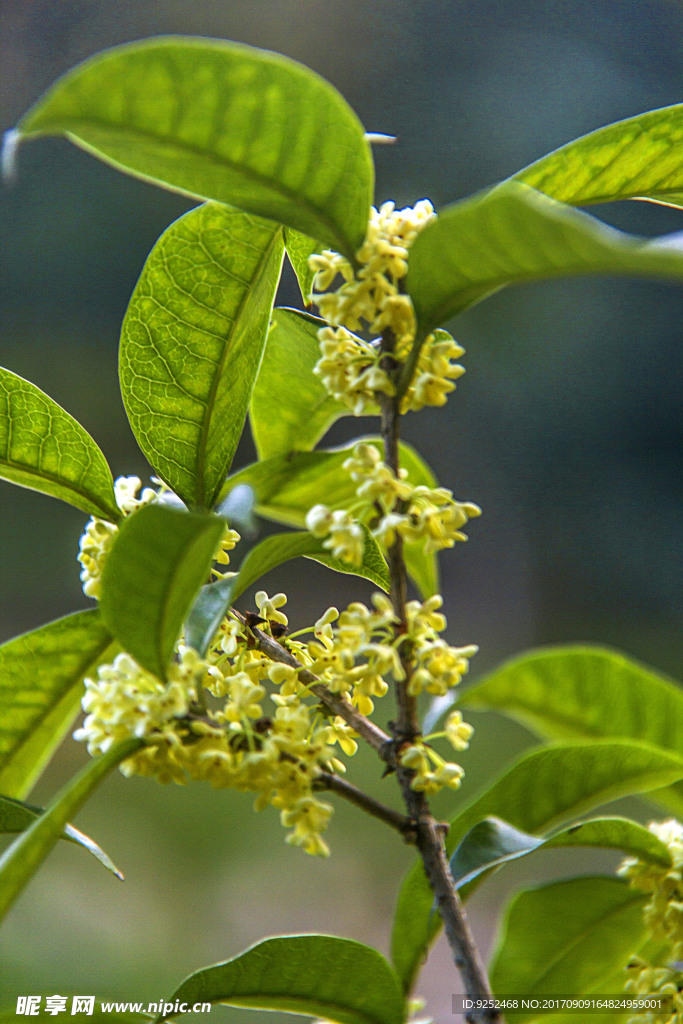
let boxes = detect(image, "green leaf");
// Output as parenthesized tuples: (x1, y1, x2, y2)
(407, 180, 683, 337)
(18, 37, 374, 258)
(250, 308, 347, 459)
(489, 877, 648, 1019)
(449, 815, 672, 890)
(285, 228, 320, 304)
(0, 738, 141, 924)
(120, 202, 284, 509)
(390, 740, 683, 995)
(185, 527, 389, 656)
(514, 103, 683, 209)
(224, 439, 440, 598)
(99, 504, 225, 679)
(458, 645, 683, 814)
(0, 366, 118, 520)
(0, 794, 123, 879)
(159, 935, 406, 1024)
(0, 609, 116, 799)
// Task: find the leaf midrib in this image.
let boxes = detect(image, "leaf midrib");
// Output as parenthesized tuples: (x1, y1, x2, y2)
(0, 452, 117, 520)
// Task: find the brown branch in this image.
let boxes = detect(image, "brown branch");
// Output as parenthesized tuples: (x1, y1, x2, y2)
(313, 769, 415, 838)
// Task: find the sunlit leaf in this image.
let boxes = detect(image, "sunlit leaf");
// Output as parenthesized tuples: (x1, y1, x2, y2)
(515, 103, 683, 209)
(0, 738, 141, 924)
(120, 202, 283, 509)
(159, 935, 406, 1024)
(18, 37, 374, 258)
(489, 877, 648, 1021)
(99, 504, 225, 679)
(0, 610, 116, 799)
(0, 367, 118, 520)
(0, 794, 123, 879)
(285, 228, 320, 304)
(407, 180, 683, 337)
(458, 645, 683, 814)
(250, 308, 347, 459)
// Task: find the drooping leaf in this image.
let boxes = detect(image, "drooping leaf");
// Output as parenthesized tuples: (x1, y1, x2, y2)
(0, 609, 116, 799)
(0, 794, 122, 879)
(158, 935, 406, 1024)
(250, 308, 347, 459)
(99, 504, 225, 679)
(514, 103, 683, 209)
(0, 367, 118, 520)
(406, 180, 683, 338)
(390, 740, 683, 995)
(285, 228, 320, 304)
(17, 37, 374, 258)
(489, 877, 648, 1020)
(458, 645, 683, 814)
(120, 202, 284, 509)
(185, 527, 389, 656)
(223, 439, 441, 598)
(0, 738, 141, 923)
(449, 815, 672, 890)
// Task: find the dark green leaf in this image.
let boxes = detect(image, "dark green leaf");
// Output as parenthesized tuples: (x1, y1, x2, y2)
(514, 103, 683, 209)
(120, 202, 284, 509)
(100, 504, 225, 679)
(250, 308, 347, 459)
(0, 794, 123, 879)
(458, 645, 683, 814)
(223, 439, 440, 599)
(0, 366, 118, 520)
(390, 740, 683, 995)
(449, 815, 672, 889)
(285, 228, 320, 303)
(159, 935, 406, 1024)
(18, 37, 374, 258)
(489, 877, 648, 1020)
(0, 610, 116, 799)
(0, 738, 141, 923)
(407, 180, 683, 337)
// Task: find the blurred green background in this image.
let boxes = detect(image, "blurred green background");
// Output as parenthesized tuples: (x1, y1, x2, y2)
(1, 1, 681, 1020)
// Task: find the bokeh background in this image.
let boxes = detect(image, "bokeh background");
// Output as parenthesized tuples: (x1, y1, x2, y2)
(1, 1, 681, 1020)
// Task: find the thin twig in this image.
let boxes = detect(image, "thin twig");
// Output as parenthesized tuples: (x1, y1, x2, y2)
(314, 769, 415, 839)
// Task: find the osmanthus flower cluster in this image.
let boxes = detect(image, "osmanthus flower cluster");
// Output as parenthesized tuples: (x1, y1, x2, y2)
(619, 819, 683, 1024)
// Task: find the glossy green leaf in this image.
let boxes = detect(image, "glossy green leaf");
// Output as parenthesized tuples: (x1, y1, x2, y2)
(223, 439, 440, 598)
(99, 504, 225, 679)
(407, 180, 683, 337)
(489, 877, 648, 1019)
(18, 37, 374, 258)
(186, 527, 389, 656)
(0, 738, 141, 923)
(250, 308, 347, 459)
(458, 645, 683, 814)
(120, 202, 284, 509)
(159, 935, 406, 1024)
(285, 228, 320, 304)
(515, 103, 683, 209)
(449, 815, 672, 890)
(0, 794, 123, 879)
(0, 609, 116, 799)
(390, 740, 683, 995)
(0, 366, 118, 520)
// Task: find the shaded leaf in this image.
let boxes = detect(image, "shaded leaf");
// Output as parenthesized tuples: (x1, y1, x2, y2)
(407, 180, 683, 337)
(0, 366, 118, 520)
(514, 103, 683, 209)
(489, 877, 647, 1021)
(100, 504, 225, 679)
(449, 815, 671, 890)
(159, 935, 405, 1024)
(0, 794, 122, 879)
(0, 738, 142, 923)
(390, 740, 683, 995)
(250, 308, 347, 459)
(18, 37, 374, 258)
(458, 645, 683, 814)
(0, 609, 116, 799)
(285, 228, 320, 304)
(120, 202, 283, 509)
